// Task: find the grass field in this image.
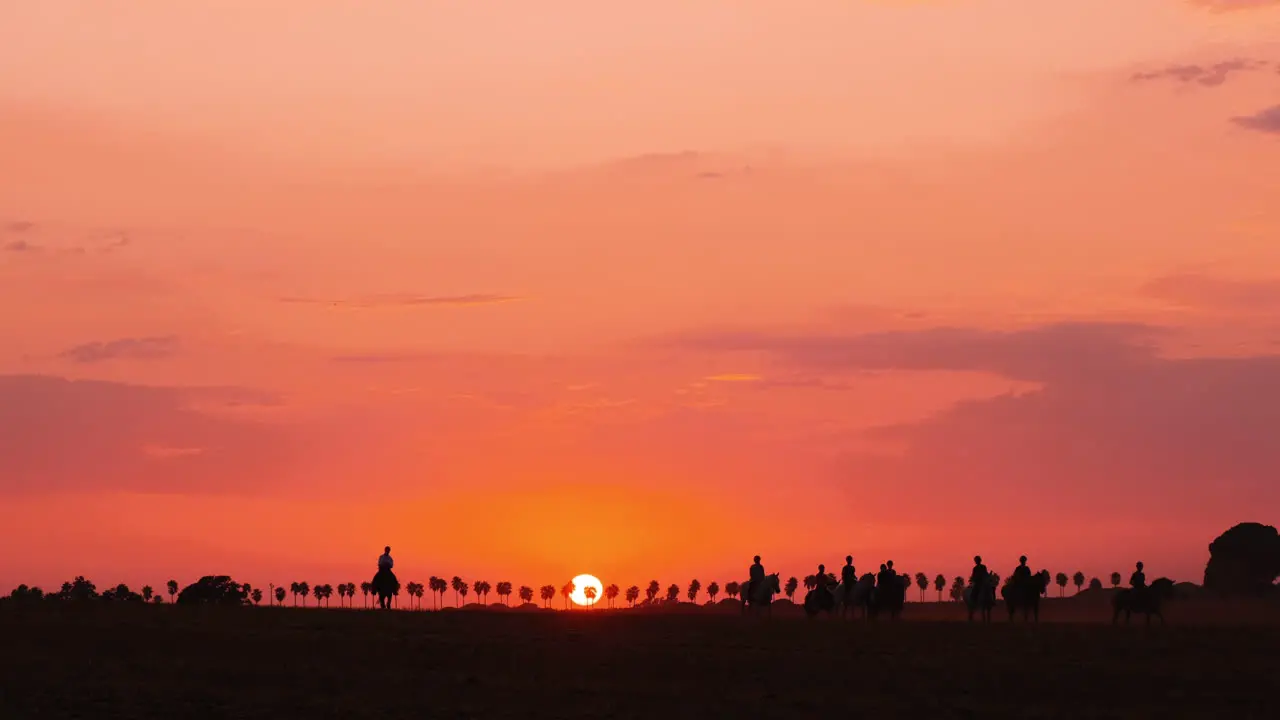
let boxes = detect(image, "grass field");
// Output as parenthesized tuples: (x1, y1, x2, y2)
(3, 601, 1278, 719)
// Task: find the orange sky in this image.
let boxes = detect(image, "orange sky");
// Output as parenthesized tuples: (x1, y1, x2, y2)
(2, 1, 1280, 597)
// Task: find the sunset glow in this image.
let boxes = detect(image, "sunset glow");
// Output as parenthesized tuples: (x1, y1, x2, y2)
(3, 1, 1280, 594)
(570, 575, 604, 607)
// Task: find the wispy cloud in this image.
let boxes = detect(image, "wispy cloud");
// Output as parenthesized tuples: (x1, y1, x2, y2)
(2, 240, 39, 252)
(1141, 273, 1280, 309)
(59, 336, 179, 363)
(1231, 105, 1280, 135)
(280, 293, 522, 309)
(1130, 59, 1268, 87)
(705, 373, 762, 382)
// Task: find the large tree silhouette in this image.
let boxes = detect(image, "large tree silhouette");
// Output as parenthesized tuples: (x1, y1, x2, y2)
(915, 572, 929, 602)
(1204, 522, 1280, 595)
(560, 581, 574, 609)
(785, 577, 799, 601)
(1110, 572, 1121, 588)
(707, 581, 720, 604)
(450, 577, 464, 607)
(665, 584, 679, 603)
(166, 580, 178, 603)
(519, 585, 534, 605)
(625, 585, 640, 607)
(251, 588, 263, 605)
(934, 574, 946, 601)
(274, 587, 286, 605)
(645, 581, 660, 604)
(1072, 571, 1085, 595)
(1055, 572, 1068, 596)
(496, 581, 512, 605)
(583, 586, 597, 608)
(141, 585, 154, 603)
(605, 583, 620, 608)
(950, 576, 965, 601)
(687, 579, 701, 603)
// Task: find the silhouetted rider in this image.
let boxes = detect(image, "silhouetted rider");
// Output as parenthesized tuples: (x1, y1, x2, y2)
(814, 564, 830, 590)
(970, 555, 989, 591)
(1130, 562, 1146, 589)
(378, 546, 394, 571)
(885, 560, 899, 586)
(841, 556, 857, 587)
(746, 555, 765, 602)
(1013, 556, 1032, 584)
(876, 562, 890, 588)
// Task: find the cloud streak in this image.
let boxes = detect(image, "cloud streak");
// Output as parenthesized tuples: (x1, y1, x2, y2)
(59, 336, 179, 363)
(279, 293, 523, 309)
(1231, 105, 1280, 135)
(1129, 59, 1268, 87)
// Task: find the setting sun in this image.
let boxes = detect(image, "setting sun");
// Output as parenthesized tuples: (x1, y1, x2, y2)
(569, 574, 604, 607)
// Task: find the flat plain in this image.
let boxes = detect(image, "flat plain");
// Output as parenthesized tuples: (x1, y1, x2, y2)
(3, 599, 1278, 719)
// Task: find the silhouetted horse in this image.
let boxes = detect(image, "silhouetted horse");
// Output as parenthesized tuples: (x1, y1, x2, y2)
(371, 568, 400, 610)
(803, 582, 835, 618)
(1002, 570, 1051, 622)
(964, 580, 996, 622)
(741, 573, 780, 615)
(1112, 577, 1175, 625)
(834, 575, 876, 619)
(869, 577, 905, 620)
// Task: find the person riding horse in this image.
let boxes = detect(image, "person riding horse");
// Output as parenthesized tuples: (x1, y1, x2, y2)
(971, 555, 990, 599)
(1130, 561, 1147, 605)
(841, 556, 857, 588)
(744, 555, 765, 605)
(371, 545, 399, 610)
(1012, 556, 1032, 584)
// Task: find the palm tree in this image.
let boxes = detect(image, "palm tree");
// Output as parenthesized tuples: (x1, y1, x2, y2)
(289, 582, 300, 606)
(934, 574, 946, 601)
(665, 584, 679, 603)
(784, 577, 799, 602)
(346, 583, 358, 607)
(457, 584, 468, 606)
(274, 587, 286, 605)
(166, 580, 178, 604)
(687, 579, 701, 603)
(605, 583, 620, 608)
(560, 581, 574, 609)
(298, 582, 311, 606)
(1055, 572, 1068, 596)
(336, 584, 347, 607)
(540, 584, 555, 608)
(1110, 572, 1122, 589)
(1072, 571, 1085, 595)
(141, 585, 154, 603)
(473, 580, 485, 604)
(1088, 577, 1102, 591)
(251, 588, 263, 605)
(360, 581, 372, 608)
(725, 581, 740, 600)
(497, 581, 513, 605)
(645, 581, 660, 604)
(625, 585, 640, 607)
(706, 582, 720, 604)
(914, 572, 929, 602)
(426, 577, 440, 609)
(583, 585, 597, 608)
(451, 577, 464, 607)
(950, 576, 965, 601)
(803, 575, 816, 594)
(519, 585, 534, 605)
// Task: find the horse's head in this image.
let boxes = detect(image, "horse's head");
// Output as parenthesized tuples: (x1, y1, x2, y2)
(766, 574, 781, 593)
(1150, 577, 1176, 599)
(1036, 570, 1051, 594)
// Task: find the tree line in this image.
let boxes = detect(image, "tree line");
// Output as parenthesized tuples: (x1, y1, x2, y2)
(4, 568, 1130, 609)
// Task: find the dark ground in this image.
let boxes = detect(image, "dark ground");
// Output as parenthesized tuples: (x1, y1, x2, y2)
(3, 603, 1278, 719)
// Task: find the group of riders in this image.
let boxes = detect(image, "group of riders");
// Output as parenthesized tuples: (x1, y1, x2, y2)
(368, 546, 1157, 619)
(743, 553, 1155, 619)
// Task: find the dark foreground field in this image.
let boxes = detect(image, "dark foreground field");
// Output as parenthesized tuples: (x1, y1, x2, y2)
(4, 605, 1279, 719)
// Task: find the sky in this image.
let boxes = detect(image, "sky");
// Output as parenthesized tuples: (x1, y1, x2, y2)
(2, 0, 1280, 598)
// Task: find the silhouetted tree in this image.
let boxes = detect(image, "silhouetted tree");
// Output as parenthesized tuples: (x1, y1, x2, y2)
(251, 588, 263, 605)
(1055, 572, 1068, 596)
(725, 581, 740, 600)
(584, 585, 597, 608)
(274, 587, 286, 605)
(473, 581, 485, 604)
(103, 583, 142, 602)
(625, 585, 640, 607)
(950, 576, 965, 601)
(707, 581, 720, 604)
(1204, 522, 1280, 595)
(687, 579, 701, 603)
(299, 582, 311, 606)
(561, 582, 574, 609)
(785, 577, 799, 601)
(177, 576, 247, 605)
(497, 581, 513, 605)
(605, 583, 620, 608)
(1072, 571, 1085, 595)
(914, 572, 928, 602)
(166, 580, 178, 603)
(451, 577, 464, 607)
(645, 581, 660, 604)
(336, 584, 347, 607)
(934, 574, 946, 601)
(456, 584, 466, 606)
(141, 585, 154, 603)
(519, 585, 534, 605)
(666, 584, 680, 603)
(540, 585, 555, 608)
(346, 583, 357, 607)
(1088, 577, 1102, 591)
(803, 575, 815, 593)
(360, 581, 372, 608)
(1110, 572, 1122, 588)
